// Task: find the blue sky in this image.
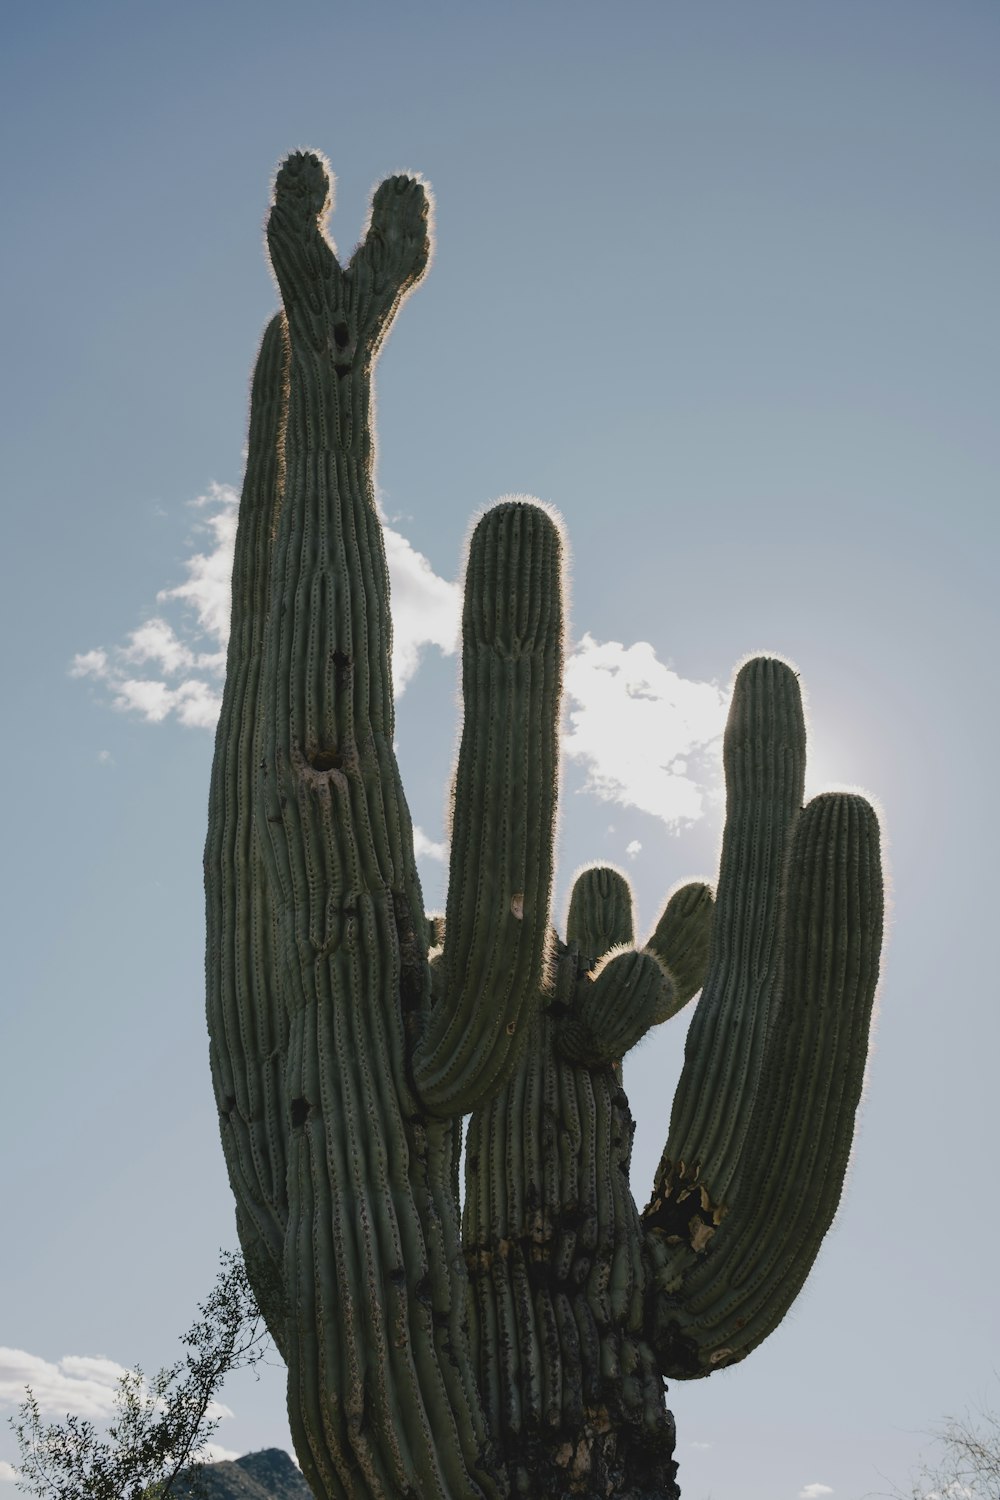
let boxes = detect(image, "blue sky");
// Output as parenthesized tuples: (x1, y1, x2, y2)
(1, 4, 998, 1497)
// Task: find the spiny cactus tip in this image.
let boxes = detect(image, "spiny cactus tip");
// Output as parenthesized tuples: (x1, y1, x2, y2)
(274, 149, 332, 219)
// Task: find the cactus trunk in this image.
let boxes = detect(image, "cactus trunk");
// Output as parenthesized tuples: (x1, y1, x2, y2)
(205, 149, 884, 1500)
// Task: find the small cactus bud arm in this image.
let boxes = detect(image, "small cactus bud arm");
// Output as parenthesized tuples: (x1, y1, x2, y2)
(413, 500, 563, 1116)
(206, 314, 290, 1339)
(645, 793, 883, 1376)
(662, 658, 806, 1208)
(566, 865, 635, 961)
(645, 880, 715, 1016)
(557, 948, 675, 1066)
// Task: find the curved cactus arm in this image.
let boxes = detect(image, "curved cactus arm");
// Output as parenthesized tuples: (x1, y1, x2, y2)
(643, 661, 884, 1378)
(218, 153, 501, 1500)
(645, 880, 715, 1014)
(413, 500, 563, 1117)
(557, 947, 674, 1067)
(205, 312, 290, 1344)
(349, 173, 436, 352)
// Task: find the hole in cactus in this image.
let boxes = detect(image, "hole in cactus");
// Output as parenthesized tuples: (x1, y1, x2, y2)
(334, 362, 352, 379)
(333, 321, 350, 349)
(290, 1097, 310, 1128)
(393, 892, 425, 1018)
(331, 648, 352, 683)
(643, 1169, 726, 1254)
(309, 748, 343, 772)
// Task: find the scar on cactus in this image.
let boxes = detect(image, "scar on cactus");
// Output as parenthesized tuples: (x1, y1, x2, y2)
(205, 148, 884, 1500)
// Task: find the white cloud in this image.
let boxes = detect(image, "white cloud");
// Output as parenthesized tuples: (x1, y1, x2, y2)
(70, 485, 237, 731)
(157, 483, 240, 644)
(121, 618, 197, 674)
(0, 1347, 240, 1477)
(625, 840, 642, 859)
(563, 634, 728, 828)
(200, 1441, 242, 1464)
(0, 1346, 126, 1420)
(203, 1398, 235, 1423)
(412, 826, 448, 862)
(0, 1460, 18, 1483)
(111, 677, 222, 729)
(799, 1485, 834, 1499)
(70, 648, 109, 679)
(382, 525, 460, 693)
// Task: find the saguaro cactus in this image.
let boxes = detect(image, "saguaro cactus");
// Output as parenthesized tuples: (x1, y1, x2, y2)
(206, 150, 884, 1500)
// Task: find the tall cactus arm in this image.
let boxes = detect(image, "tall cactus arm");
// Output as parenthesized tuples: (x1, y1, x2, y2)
(662, 657, 806, 1201)
(413, 501, 563, 1116)
(209, 151, 502, 1500)
(643, 660, 884, 1377)
(205, 313, 290, 1349)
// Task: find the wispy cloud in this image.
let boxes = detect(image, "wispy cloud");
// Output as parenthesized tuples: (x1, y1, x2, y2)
(200, 1441, 242, 1464)
(71, 485, 461, 730)
(382, 526, 461, 688)
(157, 486, 240, 646)
(412, 826, 448, 862)
(0, 1345, 239, 1486)
(799, 1485, 834, 1499)
(0, 1346, 127, 1420)
(70, 484, 238, 730)
(0, 1347, 233, 1427)
(71, 490, 728, 829)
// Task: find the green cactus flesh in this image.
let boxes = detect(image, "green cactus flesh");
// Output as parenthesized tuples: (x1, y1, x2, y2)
(205, 150, 884, 1500)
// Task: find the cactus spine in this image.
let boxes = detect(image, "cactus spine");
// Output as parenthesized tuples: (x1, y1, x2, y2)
(206, 150, 884, 1500)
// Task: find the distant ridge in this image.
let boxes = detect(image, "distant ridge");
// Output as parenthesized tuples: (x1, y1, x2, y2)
(169, 1448, 312, 1499)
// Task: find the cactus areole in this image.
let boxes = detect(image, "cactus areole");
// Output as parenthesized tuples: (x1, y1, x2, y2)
(205, 151, 884, 1500)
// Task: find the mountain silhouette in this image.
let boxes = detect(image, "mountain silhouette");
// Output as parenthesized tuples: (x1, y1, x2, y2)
(168, 1448, 312, 1499)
